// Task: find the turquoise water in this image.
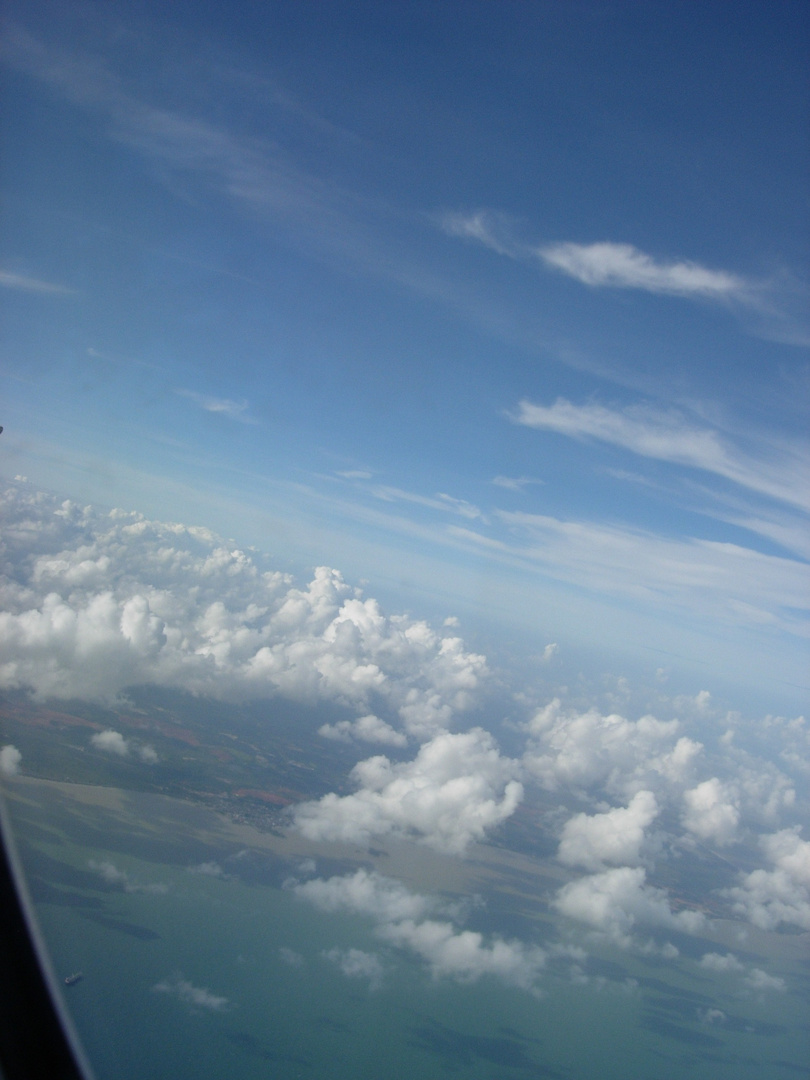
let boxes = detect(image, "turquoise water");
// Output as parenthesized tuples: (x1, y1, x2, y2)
(10, 782, 809, 1080)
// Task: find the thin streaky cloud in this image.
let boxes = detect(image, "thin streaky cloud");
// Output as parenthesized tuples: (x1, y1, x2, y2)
(538, 242, 748, 299)
(175, 389, 256, 424)
(701, 508, 810, 563)
(453, 512, 810, 637)
(512, 398, 810, 513)
(492, 475, 544, 492)
(440, 214, 751, 303)
(368, 484, 484, 521)
(439, 210, 521, 258)
(0, 270, 76, 295)
(87, 347, 161, 371)
(281, 476, 810, 638)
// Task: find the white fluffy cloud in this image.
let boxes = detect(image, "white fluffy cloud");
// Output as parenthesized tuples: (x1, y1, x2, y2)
(90, 729, 158, 763)
(744, 968, 786, 993)
(0, 745, 22, 776)
(88, 859, 167, 894)
(292, 867, 434, 924)
(699, 953, 785, 992)
(0, 484, 487, 738)
(90, 729, 129, 756)
(295, 869, 546, 991)
(557, 791, 659, 871)
(682, 778, 740, 846)
(152, 977, 229, 1011)
(318, 714, 407, 747)
(324, 947, 384, 990)
(725, 828, 810, 931)
(554, 866, 705, 946)
(279, 946, 304, 968)
(699, 952, 745, 973)
(523, 698, 702, 799)
(292, 728, 522, 855)
(188, 861, 226, 878)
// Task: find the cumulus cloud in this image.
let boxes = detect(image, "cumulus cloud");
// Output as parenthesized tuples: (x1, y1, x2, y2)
(324, 947, 384, 990)
(292, 868, 436, 923)
(295, 869, 546, 992)
(700, 954, 784, 992)
(682, 778, 740, 846)
(292, 728, 522, 855)
(152, 977, 229, 1011)
(188, 861, 226, 878)
(557, 791, 659, 872)
(538, 242, 748, 299)
(523, 698, 702, 799)
(725, 828, 810, 931)
(554, 866, 704, 947)
(699, 952, 745, 973)
(88, 859, 168, 894)
(0, 484, 486, 738)
(744, 968, 786, 993)
(318, 713, 407, 747)
(698, 1008, 727, 1025)
(279, 947, 304, 968)
(0, 745, 22, 776)
(90, 729, 130, 756)
(89, 859, 129, 887)
(89, 729, 158, 763)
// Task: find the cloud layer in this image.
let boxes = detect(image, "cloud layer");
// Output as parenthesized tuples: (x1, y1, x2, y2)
(0, 484, 486, 740)
(2, 480, 807, 965)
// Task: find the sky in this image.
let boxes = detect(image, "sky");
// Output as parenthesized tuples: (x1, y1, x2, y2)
(1, 0, 809, 709)
(1, 3, 810, 1064)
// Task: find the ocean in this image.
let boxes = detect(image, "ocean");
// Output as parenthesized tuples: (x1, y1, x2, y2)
(8, 777, 808, 1080)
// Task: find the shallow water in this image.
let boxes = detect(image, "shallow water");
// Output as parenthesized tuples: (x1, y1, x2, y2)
(9, 778, 808, 1080)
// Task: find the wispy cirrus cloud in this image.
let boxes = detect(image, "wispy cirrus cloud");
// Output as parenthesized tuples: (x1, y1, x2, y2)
(451, 511, 810, 638)
(511, 398, 810, 513)
(439, 210, 521, 258)
(491, 475, 544, 492)
(537, 241, 748, 299)
(175, 389, 256, 424)
(367, 483, 484, 521)
(441, 212, 750, 301)
(0, 269, 76, 295)
(440, 212, 810, 344)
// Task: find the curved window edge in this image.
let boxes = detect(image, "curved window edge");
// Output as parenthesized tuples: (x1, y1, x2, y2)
(0, 791, 95, 1080)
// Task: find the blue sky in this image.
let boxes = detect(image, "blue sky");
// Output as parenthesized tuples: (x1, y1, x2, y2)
(1, 0, 808, 709)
